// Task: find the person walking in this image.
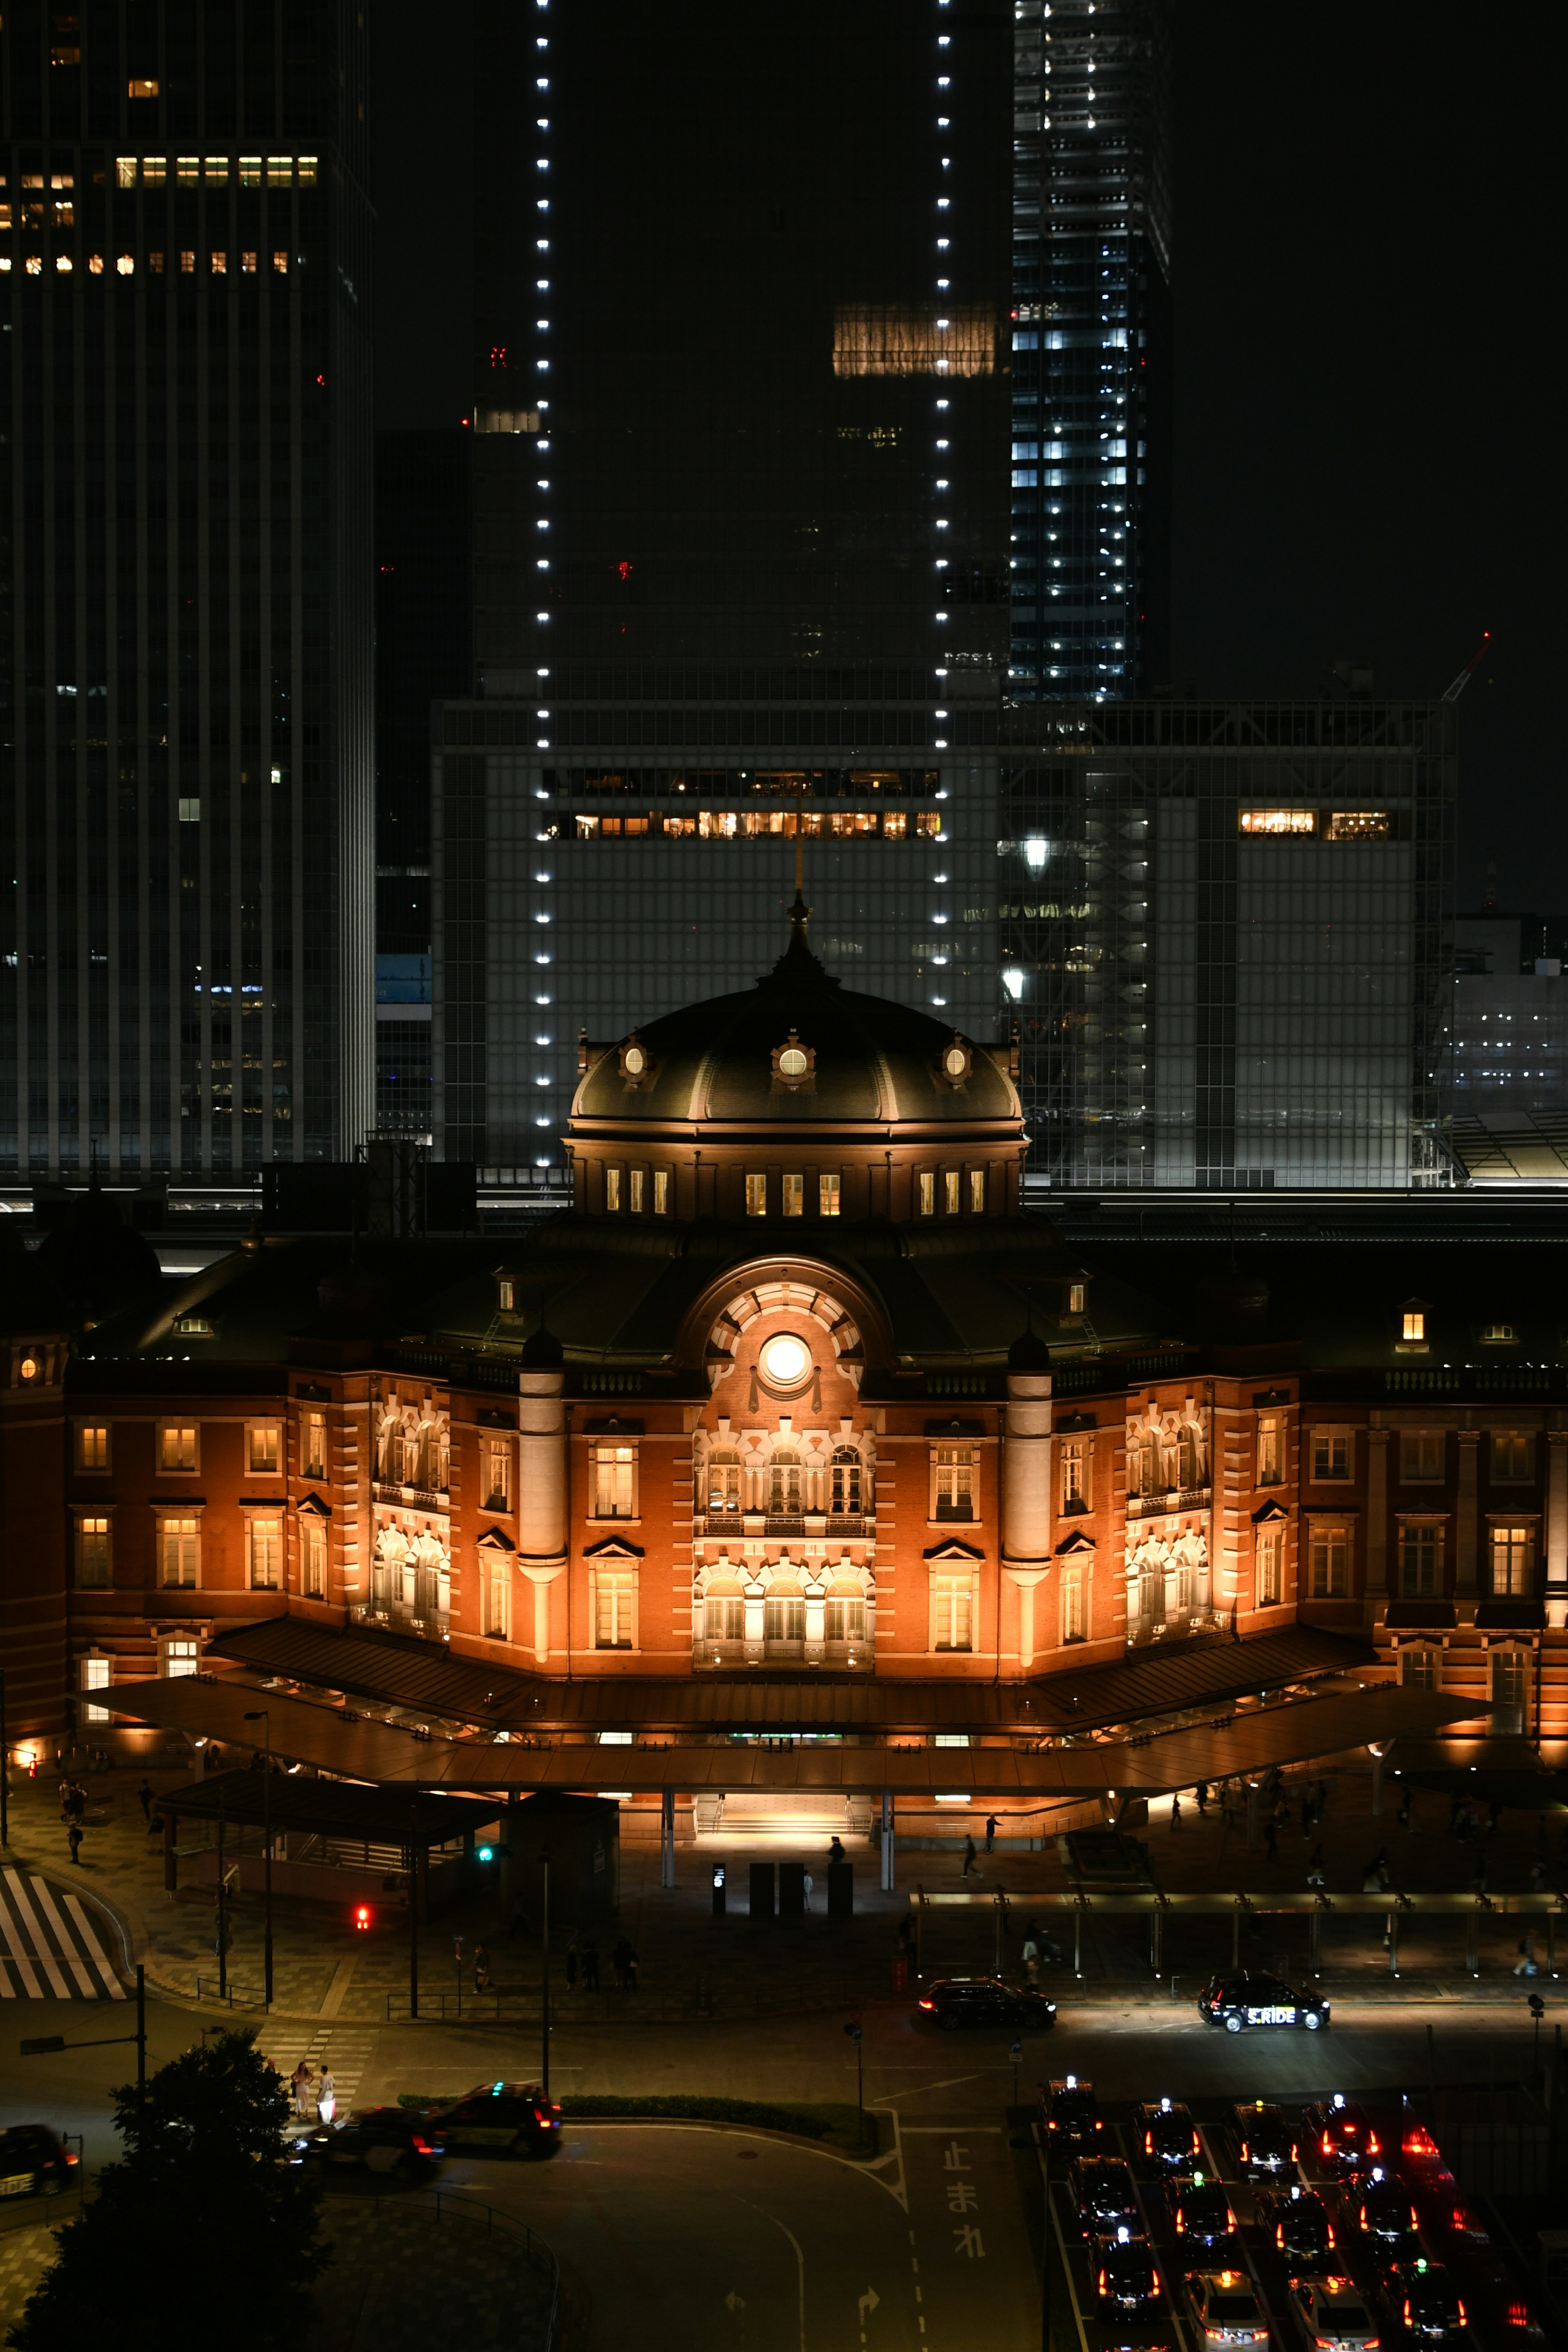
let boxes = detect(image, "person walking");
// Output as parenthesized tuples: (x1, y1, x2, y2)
(136, 1778, 154, 1822)
(829, 1834, 846, 1866)
(582, 1939, 601, 1994)
(802, 1871, 815, 1911)
(1515, 1934, 1540, 1978)
(66, 1822, 83, 1865)
(984, 1815, 998, 1854)
(961, 1835, 980, 1879)
(1306, 1844, 1326, 1889)
(610, 1935, 634, 1990)
(473, 1941, 491, 1993)
(316, 2066, 336, 2126)
(1022, 1930, 1040, 1988)
(1169, 1794, 1182, 1832)
(290, 2062, 313, 2120)
(1194, 1780, 1209, 1815)
(566, 1937, 579, 1990)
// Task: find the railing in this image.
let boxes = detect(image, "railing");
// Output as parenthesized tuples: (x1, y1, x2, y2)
(579, 1370, 643, 1394)
(926, 1372, 993, 1396)
(350, 1603, 451, 1642)
(194, 1975, 269, 2008)
(1126, 1487, 1212, 1519)
(371, 1481, 450, 1509)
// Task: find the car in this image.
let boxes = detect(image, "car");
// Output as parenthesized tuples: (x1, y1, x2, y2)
(1287, 2274, 1381, 2350)
(1136, 2095, 1200, 2169)
(1042, 2074, 1104, 2150)
(1167, 2172, 1238, 2254)
(1304, 2094, 1381, 2176)
(1185, 2268, 1269, 2348)
(1379, 2257, 1466, 2343)
(1349, 2170, 1420, 2252)
(1199, 1971, 1330, 2034)
(914, 1976, 1057, 2032)
(299, 2105, 446, 2178)
(1067, 2153, 1141, 2239)
(436, 2080, 563, 2159)
(1094, 2226, 1160, 2311)
(1258, 2183, 1336, 2274)
(1231, 2098, 1297, 2177)
(0, 2125, 77, 2199)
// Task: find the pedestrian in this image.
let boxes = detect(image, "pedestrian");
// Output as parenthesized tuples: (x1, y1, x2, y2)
(961, 1835, 980, 1879)
(58, 1778, 71, 1821)
(610, 1935, 633, 1989)
(136, 1778, 154, 1821)
(625, 1945, 639, 1993)
(1264, 1817, 1278, 1862)
(1022, 1931, 1040, 1987)
(316, 2066, 336, 2126)
(473, 1941, 491, 1992)
(829, 1835, 846, 1865)
(67, 1822, 83, 1864)
(290, 2062, 313, 2119)
(1515, 1935, 1540, 1978)
(67, 1784, 86, 1826)
(1530, 1859, 1547, 1893)
(566, 1937, 579, 1990)
(803, 1871, 815, 1911)
(984, 1815, 998, 1854)
(582, 1939, 601, 1994)
(207, 1744, 223, 1773)
(1169, 1794, 1182, 1831)
(1397, 1790, 1413, 1831)
(1195, 1780, 1209, 1815)
(1306, 1844, 1326, 1890)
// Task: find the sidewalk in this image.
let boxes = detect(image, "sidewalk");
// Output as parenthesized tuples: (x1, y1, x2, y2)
(4, 1754, 1564, 2026)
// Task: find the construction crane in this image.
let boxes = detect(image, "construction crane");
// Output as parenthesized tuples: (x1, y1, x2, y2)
(1441, 631, 1490, 705)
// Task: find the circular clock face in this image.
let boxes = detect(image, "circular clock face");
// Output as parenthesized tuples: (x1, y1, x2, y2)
(623, 1045, 645, 1075)
(944, 1046, 967, 1078)
(760, 1333, 811, 1388)
(19, 1356, 38, 1381)
(778, 1045, 809, 1078)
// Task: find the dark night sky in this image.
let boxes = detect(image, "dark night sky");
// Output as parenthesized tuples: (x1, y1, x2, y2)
(370, 0, 1559, 913)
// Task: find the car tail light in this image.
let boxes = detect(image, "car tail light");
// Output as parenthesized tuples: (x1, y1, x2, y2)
(1145, 2130, 1153, 2152)
(64, 2151, 78, 2167)
(1404, 2301, 1412, 2324)
(1457, 2301, 1466, 2324)
(1404, 2124, 1438, 2155)
(1276, 2223, 1285, 2247)
(1098, 2270, 1107, 2294)
(1367, 2130, 1380, 2154)
(918, 1998, 935, 2011)
(1507, 2303, 1530, 2326)
(1323, 2131, 1334, 2155)
(1174, 2210, 1184, 2232)
(1290, 2141, 1298, 2159)
(1240, 2141, 1249, 2160)
(411, 2136, 433, 2155)
(1325, 2224, 1335, 2247)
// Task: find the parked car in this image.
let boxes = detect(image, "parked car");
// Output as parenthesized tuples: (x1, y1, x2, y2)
(1185, 2269, 1269, 2348)
(1257, 2183, 1336, 2274)
(914, 1976, 1057, 2032)
(1067, 2154, 1141, 2240)
(1378, 2257, 1466, 2344)
(1230, 2098, 1296, 2177)
(1349, 2171, 1420, 2252)
(1136, 2096, 1200, 2169)
(1303, 2094, 1381, 2176)
(298, 2105, 446, 2179)
(437, 2082, 563, 2159)
(1042, 2074, 1104, 2150)
(1287, 2274, 1381, 2350)
(1094, 2226, 1160, 2312)
(1199, 1971, 1330, 2034)
(1166, 2174, 1238, 2254)
(0, 2125, 77, 2199)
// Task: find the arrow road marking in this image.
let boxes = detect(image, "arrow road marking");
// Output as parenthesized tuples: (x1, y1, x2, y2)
(724, 2291, 746, 2313)
(858, 2287, 880, 2321)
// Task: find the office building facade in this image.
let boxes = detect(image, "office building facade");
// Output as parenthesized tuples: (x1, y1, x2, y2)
(0, 1, 374, 1178)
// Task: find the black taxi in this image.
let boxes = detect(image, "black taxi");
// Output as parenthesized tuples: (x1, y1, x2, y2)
(0, 2125, 77, 2199)
(437, 2080, 564, 2159)
(1198, 1970, 1329, 2034)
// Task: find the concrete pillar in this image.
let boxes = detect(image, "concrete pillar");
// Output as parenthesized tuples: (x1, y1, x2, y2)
(518, 1366, 568, 1559)
(1006, 1567, 1050, 1672)
(1548, 1431, 1568, 1629)
(1002, 1371, 1054, 1566)
(1365, 1427, 1390, 1626)
(1455, 1427, 1480, 1617)
(1246, 1783, 1261, 1852)
(880, 1791, 895, 1894)
(1370, 1746, 1386, 1817)
(518, 1564, 566, 1665)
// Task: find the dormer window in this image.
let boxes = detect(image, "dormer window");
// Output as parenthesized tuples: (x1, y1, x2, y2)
(1402, 1310, 1425, 1342)
(940, 1035, 972, 1086)
(497, 1277, 515, 1312)
(771, 1029, 815, 1085)
(1480, 1322, 1517, 1345)
(1398, 1302, 1430, 1351)
(1068, 1282, 1086, 1315)
(618, 1034, 653, 1085)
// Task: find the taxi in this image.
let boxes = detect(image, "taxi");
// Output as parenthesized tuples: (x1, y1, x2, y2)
(1135, 2095, 1200, 2170)
(1287, 2274, 1381, 2350)
(1304, 2094, 1380, 2177)
(1258, 2183, 1336, 2275)
(1185, 2268, 1269, 2348)
(436, 2079, 564, 2159)
(0, 2125, 77, 2199)
(1094, 2225, 1160, 2312)
(1231, 2098, 1296, 2177)
(1041, 2074, 1104, 2152)
(1198, 1971, 1329, 2034)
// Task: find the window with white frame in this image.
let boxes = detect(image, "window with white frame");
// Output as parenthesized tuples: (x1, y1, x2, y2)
(592, 1444, 637, 1518)
(970, 1170, 987, 1215)
(654, 1169, 670, 1214)
(1400, 1430, 1444, 1483)
(1060, 1559, 1084, 1643)
(482, 1437, 512, 1512)
(1256, 1416, 1281, 1485)
(1399, 1521, 1443, 1597)
(80, 1654, 111, 1722)
(767, 1448, 803, 1514)
(303, 1517, 327, 1598)
(931, 1570, 973, 1651)
(1492, 1431, 1533, 1483)
(247, 1517, 283, 1590)
(1256, 1524, 1282, 1607)
(764, 1583, 805, 1643)
(301, 1410, 327, 1481)
(1490, 1522, 1533, 1597)
(595, 1568, 635, 1649)
(819, 1172, 841, 1217)
(943, 1169, 960, 1215)
(931, 1446, 974, 1521)
(1491, 1649, 1527, 1711)
(76, 1515, 112, 1588)
(1307, 1522, 1349, 1597)
(1401, 1646, 1439, 1692)
(918, 1171, 935, 1216)
(78, 1423, 110, 1472)
(830, 1447, 862, 1515)
(707, 1449, 742, 1512)
(825, 1580, 865, 1642)
(483, 1556, 511, 1640)
(161, 1638, 199, 1679)
(1310, 1430, 1351, 1482)
(157, 1422, 198, 1473)
(704, 1579, 745, 1642)
(745, 1173, 766, 1217)
(158, 1514, 199, 1588)
(1060, 1438, 1087, 1513)
(247, 1423, 281, 1474)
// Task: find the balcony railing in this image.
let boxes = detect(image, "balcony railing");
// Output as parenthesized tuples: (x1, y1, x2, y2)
(372, 1481, 450, 1511)
(1126, 1486, 1212, 1520)
(351, 1601, 450, 1642)
(693, 1513, 869, 1540)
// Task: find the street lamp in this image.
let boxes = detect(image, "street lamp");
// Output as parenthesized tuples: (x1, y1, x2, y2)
(242, 1711, 273, 2008)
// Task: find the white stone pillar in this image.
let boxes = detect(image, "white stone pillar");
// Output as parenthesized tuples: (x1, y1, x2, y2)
(518, 1563, 565, 1664)
(1006, 1567, 1050, 1672)
(518, 1367, 568, 1563)
(1003, 1370, 1053, 1564)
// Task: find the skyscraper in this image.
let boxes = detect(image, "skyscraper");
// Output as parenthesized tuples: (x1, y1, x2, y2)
(0, 2, 374, 1180)
(1008, 0, 1172, 699)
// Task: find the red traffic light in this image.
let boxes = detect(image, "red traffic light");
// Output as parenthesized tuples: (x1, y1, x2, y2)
(354, 1904, 372, 1932)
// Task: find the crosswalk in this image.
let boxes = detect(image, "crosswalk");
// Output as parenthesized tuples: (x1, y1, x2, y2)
(0, 1867, 126, 1999)
(267, 2024, 379, 2121)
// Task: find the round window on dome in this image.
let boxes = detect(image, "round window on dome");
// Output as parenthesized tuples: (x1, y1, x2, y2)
(944, 1045, 968, 1078)
(778, 1046, 809, 1078)
(623, 1044, 646, 1075)
(760, 1334, 811, 1389)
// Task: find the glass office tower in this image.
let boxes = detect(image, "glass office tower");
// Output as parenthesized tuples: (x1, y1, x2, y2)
(1009, 0, 1172, 699)
(0, 3, 374, 1177)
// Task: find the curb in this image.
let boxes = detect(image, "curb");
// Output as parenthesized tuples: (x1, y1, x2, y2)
(561, 2114, 884, 2163)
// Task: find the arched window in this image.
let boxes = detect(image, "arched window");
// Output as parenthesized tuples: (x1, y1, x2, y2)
(825, 1575, 866, 1644)
(707, 1449, 742, 1513)
(704, 1575, 745, 1644)
(768, 1447, 802, 1515)
(830, 1448, 862, 1516)
(764, 1579, 805, 1644)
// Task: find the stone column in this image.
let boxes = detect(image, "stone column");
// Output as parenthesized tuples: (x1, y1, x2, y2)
(518, 1366, 568, 1561)
(1005, 1567, 1051, 1672)
(1365, 1426, 1390, 1627)
(1455, 1427, 1480, 1622)
(518, 1563, 565, 1664)
(1548, 1430, 1568, 1630)
(1002, 1371, 1053, 1564)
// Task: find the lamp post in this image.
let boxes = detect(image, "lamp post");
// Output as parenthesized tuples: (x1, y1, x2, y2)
(242, 1710, 273, 2009)
(539, 1846, 551, 2099)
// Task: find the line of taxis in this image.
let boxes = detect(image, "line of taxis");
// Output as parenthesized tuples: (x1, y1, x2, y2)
(1040, 2072, 1546, 2352)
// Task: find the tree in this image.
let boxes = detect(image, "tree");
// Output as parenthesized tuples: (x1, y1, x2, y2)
(9, 2028, 327, 2352)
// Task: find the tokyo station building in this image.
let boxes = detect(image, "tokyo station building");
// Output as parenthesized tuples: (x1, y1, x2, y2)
(3, 907, 1566, 1791)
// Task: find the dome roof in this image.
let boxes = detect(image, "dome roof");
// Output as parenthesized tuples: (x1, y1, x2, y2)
(35, 1183, 163, 1324)
(573, 900, 1020, 1131)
